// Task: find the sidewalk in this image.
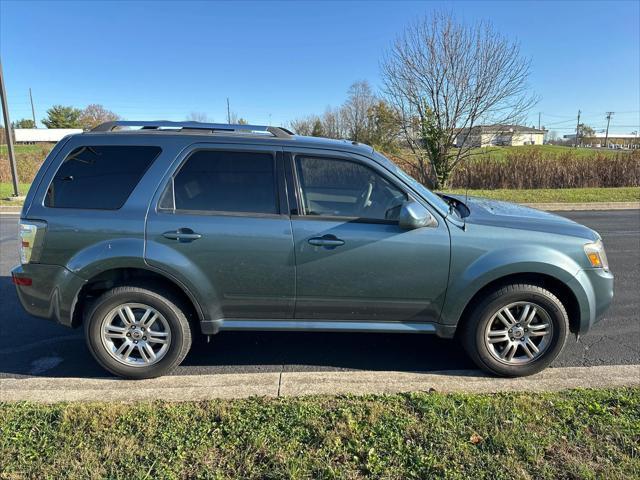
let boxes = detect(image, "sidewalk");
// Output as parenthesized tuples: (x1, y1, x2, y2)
(2, 365, 638, 402)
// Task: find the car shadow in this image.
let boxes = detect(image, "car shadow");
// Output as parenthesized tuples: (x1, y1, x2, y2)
(0, 275, 474, 379)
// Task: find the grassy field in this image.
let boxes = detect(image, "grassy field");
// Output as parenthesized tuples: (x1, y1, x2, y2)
(1, 388, 638, 479)
(0, 144, 54, 155)
(467, 144, 628, 161)
(0, 183, 31, 206)
(443, 186, 640, 204)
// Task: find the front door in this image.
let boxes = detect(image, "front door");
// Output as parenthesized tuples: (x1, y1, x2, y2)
(287, 149, 450, 322)
(145, 144, 295, 320)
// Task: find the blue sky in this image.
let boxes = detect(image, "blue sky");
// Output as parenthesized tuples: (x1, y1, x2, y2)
(1, 0, 639, 134)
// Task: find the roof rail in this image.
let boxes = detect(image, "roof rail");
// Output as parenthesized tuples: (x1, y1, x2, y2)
(91, 121, 293, 138)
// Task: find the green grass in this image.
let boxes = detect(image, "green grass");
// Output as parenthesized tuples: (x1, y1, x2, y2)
(466, 144, 627, 161)
(443, 187, 640, 204)
(1, 388, 638, 479)
(0, 182, 31, 206)
(0, 144, 52, 155)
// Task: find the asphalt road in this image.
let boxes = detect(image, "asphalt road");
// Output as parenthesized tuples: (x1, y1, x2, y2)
(1, 210, 638, 379)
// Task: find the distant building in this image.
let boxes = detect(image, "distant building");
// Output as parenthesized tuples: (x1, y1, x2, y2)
(455, 125, 546, 148)
(563, 132, 639, 149)
(14, 128, 83, 143)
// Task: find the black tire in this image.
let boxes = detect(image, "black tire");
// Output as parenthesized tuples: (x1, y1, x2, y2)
(84, 286, 192, 379)
(461, 284, 569, 377)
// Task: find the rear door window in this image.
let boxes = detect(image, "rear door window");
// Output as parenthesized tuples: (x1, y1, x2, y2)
(45, 145, 161, 209)
(161, 150, 278, 214)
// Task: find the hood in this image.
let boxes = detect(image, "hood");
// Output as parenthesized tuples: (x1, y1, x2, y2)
(444, 194, 599, 241)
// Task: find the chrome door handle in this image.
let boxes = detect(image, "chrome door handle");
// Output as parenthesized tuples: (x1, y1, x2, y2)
(162, 228, 202, 243)
(308, 234, 345, 249)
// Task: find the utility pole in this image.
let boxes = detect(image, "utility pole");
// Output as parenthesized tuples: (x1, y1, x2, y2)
(574, 110, 581, 148)
(538, 112, 541, 130)
(0, 59, 20, 197)
(604, 112, 614, 148)
(29, 88, 36, 127)
(226, 98, 231, 124)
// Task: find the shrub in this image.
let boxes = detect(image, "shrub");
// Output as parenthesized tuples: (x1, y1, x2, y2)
(393, 150, 640, 189)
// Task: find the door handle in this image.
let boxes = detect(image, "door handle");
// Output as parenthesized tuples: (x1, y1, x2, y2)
(162, 228, 202, 243)
(307, 234, 345, 249)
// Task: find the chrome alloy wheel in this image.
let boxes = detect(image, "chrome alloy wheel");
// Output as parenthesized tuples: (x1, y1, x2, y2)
(484, 301, 554, 365)
(100, 303, 171, 367)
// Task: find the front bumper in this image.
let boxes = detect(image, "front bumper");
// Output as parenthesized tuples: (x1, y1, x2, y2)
(11, 263, 87, 327)
(568, 267, 614, 334)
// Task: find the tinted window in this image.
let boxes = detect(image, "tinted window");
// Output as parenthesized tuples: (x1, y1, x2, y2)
(170, 150, 277, 214)
(296, 156, 407, 220)
(45, 145, 160, 209)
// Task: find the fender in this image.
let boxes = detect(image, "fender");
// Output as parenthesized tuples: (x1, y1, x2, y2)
(65, 237, 209, 323)
(440, 245, 591, 328)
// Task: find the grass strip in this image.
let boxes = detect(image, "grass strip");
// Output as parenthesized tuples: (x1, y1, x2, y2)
(443, 187, 640, 204)
(1, 388, 639, 479)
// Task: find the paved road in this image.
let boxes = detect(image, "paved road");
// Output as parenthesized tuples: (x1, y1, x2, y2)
(1, 210, 638, 378)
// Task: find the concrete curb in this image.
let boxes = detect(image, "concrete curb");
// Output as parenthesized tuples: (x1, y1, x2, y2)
(1, 365, 638, 403)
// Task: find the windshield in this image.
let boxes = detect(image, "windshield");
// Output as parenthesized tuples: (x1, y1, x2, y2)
(372, 151, 452, 216)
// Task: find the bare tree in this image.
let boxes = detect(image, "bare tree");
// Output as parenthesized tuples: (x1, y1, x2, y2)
(321, 107, 347, 139)
(79, 104, 120, 129)
(186, 111, 210, 122)
(382, 12, 537, 188)
(289, 116, 317, 136)
(342, 80, 376, 142)
(227, 112, 248, 125)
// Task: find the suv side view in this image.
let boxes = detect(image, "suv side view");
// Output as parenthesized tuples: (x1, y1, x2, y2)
(12, 121, 614, 379)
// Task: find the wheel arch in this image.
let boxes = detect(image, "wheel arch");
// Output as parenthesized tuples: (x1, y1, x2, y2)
(453, 272, 582, 336)
(70, 266, 205, 330)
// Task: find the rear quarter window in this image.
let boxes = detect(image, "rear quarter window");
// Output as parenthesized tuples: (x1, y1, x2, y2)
(45, 145, 161, 209)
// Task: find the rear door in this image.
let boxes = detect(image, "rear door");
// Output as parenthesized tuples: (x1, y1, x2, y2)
(286, 148, 451, 322)
(145, 143, 295, 320)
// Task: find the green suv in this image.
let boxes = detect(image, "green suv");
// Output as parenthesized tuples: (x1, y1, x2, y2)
(12, 121, 614, 379)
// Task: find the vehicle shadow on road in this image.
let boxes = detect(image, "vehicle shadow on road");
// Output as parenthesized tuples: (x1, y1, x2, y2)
(1, 275, 475, 378)
(182, 331, 475, 374)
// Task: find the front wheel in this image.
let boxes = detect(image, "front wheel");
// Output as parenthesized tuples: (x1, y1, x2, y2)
(461, 284, 569, 377)
(85, 286, 192, 379)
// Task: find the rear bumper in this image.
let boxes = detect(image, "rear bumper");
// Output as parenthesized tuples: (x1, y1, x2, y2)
(568, 268, 614, 334)
(11, 264, 87, 327)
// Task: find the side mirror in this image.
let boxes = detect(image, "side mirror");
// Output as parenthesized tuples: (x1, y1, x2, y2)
(398, 201, 437, 229)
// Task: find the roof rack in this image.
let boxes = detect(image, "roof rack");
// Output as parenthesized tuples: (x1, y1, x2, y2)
(91, 121, 294, 138)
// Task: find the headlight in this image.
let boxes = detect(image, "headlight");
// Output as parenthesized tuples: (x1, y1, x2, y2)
(584, 239, 609, 270)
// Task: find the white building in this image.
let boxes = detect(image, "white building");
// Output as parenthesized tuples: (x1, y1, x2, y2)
(563, 132, 639, 149)
(14, 128, 83, 143)
(455, 125, 546, 148)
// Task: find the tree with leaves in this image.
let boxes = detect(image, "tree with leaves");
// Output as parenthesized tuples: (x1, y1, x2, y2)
(578, 124, 596, 138)
(13, 119, 36, 128)
(365, 100, 400, 153)
(42, 105, 83, 128)
(311, 118, 325, 137)
(382, 12, 536, 188)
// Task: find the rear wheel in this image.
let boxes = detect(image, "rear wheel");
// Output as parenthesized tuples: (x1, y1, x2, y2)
(85, 286, 192, 379)
(461, 284, 569, 377)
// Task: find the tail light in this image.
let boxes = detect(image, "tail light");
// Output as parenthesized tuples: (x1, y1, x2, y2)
(19, 220, 46, 264)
